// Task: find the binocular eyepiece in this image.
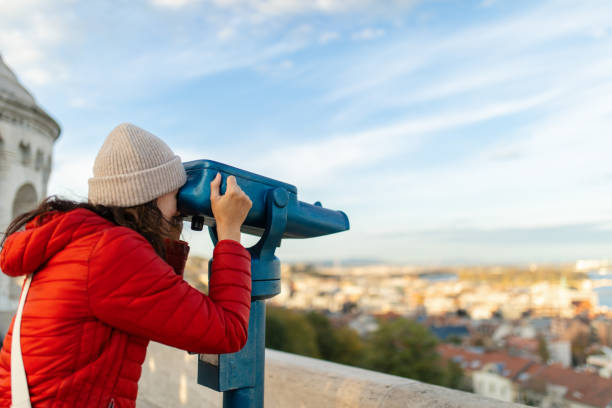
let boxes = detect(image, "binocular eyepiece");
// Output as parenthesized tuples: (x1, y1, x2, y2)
(177, 160, 350, 239)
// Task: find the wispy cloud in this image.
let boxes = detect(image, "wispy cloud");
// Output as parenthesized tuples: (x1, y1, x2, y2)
(12, 0, 612, 263)
(319, 31, 340, 44)
(369, 80, 612, 231)
(179, 0, 419, 17)
(388, 223, 612, 245)
(351, 28, 385, 40)
(173, 90, 556, 196)
(0, 1, 72, 86)
(150, 0, 200, 9)
(323, 0, 612, 108)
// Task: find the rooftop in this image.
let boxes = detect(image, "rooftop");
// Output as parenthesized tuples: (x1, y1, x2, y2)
(518, 364, 612, 408)
(0, 55, 36, 107)
(438, 344, 533, 379)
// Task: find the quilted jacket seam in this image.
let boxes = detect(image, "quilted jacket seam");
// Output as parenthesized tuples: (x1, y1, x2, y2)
(20, 230, 34, 274)
(53, 216, 91, 406)
(210, 265, 251, 276)
(160, 288, 192, 334)
(106, 250, 157, 296)
(213, 243, 251, 259)
(81, 321, 102, 407)
(49, 211, 86, 263)
(89, 229, 149, 288)
(121, 270, 169, 309)
(103, 337, 130, 406)
(184, 297, 207, 339)
(213, 251, 251, 262)
(86, 230, 106, 319)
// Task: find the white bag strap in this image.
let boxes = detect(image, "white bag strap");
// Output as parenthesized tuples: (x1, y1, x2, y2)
(11, 274, 32, 408)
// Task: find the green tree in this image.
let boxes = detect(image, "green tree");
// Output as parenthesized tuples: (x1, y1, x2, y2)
(443, 359, 465, 390)
(537, 335, 550, 363)
(571, 331, 592, 366)
(304, 311, 365, 365)
(332, 326, 365, 365)
(266, 307, 320, 357)
(305, 311, 339, 360)
(265, 309, 462, 389)
(362, 318, 459, 387)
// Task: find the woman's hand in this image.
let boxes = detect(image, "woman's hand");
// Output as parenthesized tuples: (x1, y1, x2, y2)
(210, 173, 252, 243)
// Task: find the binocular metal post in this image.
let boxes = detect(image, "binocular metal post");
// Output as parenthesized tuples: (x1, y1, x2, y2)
(199, 188, 287, 408)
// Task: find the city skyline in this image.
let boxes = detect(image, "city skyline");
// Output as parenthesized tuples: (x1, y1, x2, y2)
(2, 0, 612, 263)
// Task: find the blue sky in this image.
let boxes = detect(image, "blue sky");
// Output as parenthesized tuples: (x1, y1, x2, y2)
(2, 0, 612, 265)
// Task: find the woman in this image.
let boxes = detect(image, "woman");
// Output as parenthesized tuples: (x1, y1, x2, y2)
(0, 123, 253, 407)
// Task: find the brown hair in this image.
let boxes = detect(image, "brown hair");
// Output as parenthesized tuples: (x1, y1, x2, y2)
(1, 196, 180, 258)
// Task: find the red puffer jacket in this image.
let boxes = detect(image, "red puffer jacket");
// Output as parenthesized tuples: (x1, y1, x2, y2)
(0, 208, 251, 407)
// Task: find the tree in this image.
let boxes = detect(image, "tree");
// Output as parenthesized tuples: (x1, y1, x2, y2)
(305, 311, 339, 360)
(332, 326, 365, 365)
(537, 335, 550, 363)
(362, 318, 457, 387)
(571, 331, 591, 366)
(265, 309, 462, 389)
(266, 307, 320, 357)
(304, 311, 365, 365)
(443, 359, 465, 390)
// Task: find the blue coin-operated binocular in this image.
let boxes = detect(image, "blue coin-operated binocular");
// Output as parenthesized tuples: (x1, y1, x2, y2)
(178, 160, 349, 408)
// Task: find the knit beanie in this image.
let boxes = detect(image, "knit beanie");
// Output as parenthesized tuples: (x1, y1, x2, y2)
(88, 123, 187, 207)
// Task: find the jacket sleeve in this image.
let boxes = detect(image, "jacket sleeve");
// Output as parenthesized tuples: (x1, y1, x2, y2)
(87, 227, 251, 354)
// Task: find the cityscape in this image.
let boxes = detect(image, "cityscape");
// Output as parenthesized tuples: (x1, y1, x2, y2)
(184, 256, 612, 407)
(3, 1, 612, 407)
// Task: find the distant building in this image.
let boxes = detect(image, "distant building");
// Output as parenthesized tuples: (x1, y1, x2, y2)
(548, 340, 571, 368)
(0, 54, 60, 323)
(517, 363, 612, 408)
(439, 344, 612, 408)
(473, 360, 529, 403)
(438, 344, 532, 403)
(505, 336, 539, 360)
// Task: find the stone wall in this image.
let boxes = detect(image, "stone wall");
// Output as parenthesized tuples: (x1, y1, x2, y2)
(137, 342, 528, 408)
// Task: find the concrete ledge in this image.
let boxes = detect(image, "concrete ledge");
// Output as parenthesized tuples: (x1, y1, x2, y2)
(138, 342, 527, 407)
(265, 349, 526, 408)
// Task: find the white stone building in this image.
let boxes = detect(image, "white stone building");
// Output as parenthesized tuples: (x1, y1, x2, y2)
(0, 55, 60, 326)
(473, 363, 518, 403)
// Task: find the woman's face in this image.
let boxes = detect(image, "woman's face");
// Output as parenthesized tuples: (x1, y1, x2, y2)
(156, 189, 179, 221)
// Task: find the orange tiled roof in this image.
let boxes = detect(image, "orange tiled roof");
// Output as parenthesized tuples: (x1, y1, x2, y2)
(437, 344, 533, 379)
(505, 336, 538, 353)
(519, 364, 612, 408)
(439, 345, 612, 407)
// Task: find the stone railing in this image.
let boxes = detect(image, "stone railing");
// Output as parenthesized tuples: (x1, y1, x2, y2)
(137, 342, 527, 408)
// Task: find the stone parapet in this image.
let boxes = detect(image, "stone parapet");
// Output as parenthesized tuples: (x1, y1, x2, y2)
(137, 341, 527, 407)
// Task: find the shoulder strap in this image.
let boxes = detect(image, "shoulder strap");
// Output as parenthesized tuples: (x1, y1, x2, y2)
(11, 274, 32, 408)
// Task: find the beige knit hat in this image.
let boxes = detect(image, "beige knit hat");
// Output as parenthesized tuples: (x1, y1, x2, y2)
(88, 123, 187, 207)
